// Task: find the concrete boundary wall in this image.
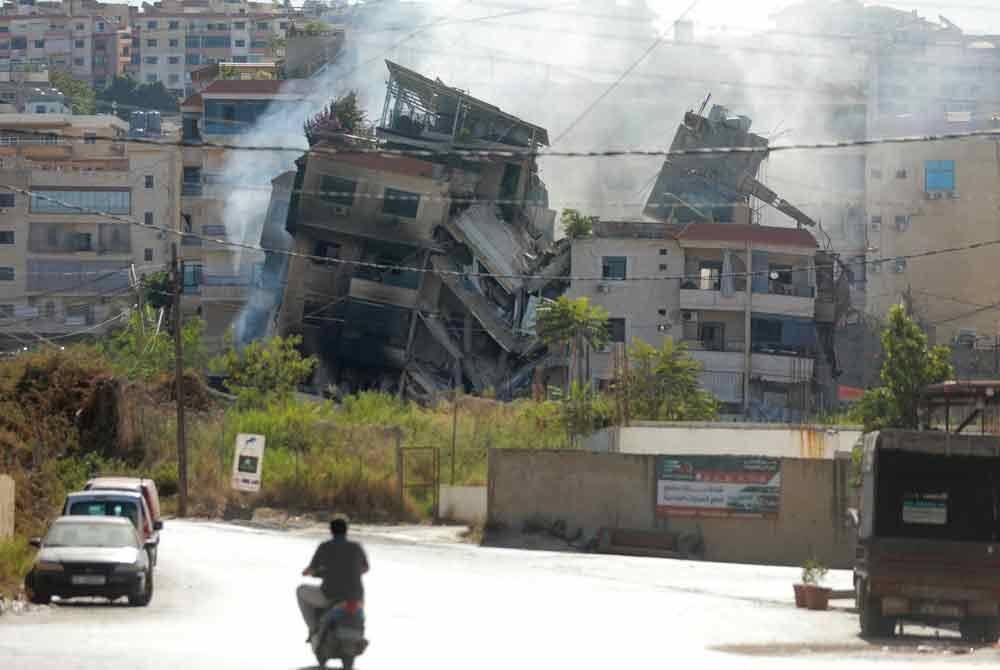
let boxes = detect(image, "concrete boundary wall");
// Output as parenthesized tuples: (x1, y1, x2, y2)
(0, 474, 13, 540)
(488, 449, 856, 568)
(439, 485, 487, 525)
(583, 422, 863, 460)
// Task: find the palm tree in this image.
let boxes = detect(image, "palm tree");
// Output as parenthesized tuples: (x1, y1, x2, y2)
(536, 296, 609, 390)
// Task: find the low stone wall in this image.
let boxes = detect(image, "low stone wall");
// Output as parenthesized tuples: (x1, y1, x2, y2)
(439, 485, 487, 525)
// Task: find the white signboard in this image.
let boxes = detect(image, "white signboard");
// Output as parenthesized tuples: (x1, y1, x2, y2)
(231, 433, 266, 492)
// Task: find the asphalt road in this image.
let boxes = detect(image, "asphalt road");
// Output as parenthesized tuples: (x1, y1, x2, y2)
(2, 520, 999, 669)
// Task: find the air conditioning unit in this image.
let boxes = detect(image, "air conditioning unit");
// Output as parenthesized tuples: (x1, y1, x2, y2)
(928, 191, 944, 200)
(947, 191, 959, 199)
(681, 310, 698, 324)
(596, 283, 609, 293)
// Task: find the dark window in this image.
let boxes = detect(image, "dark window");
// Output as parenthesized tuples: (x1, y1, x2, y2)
(169, 56, 180, 64)
(257, 22, 269, 30)
(382, 188, 419, 218)
(251, 40, 267, 49)
(147, 20, 157, 29)
(0, 304, 13, 319)
(169, 20, 179, 30)
(144, 175, 154, 189)
(235, 21, 246, 29)
(144, 56, 158, 64)
(147, 39, 157, 47)
(870, 215, 882, 228)
(144, 248, 153, 262)
(602, 256, 627, 280)
(0, 193, 13, 208)
(659, 264, 668, 272)
(320, 176, 356, 206)
(659, 248, 668, 255)
(203, 225, 226, 236)
(0, 231, 13, 244)
(607, 318, 626, 343)
(31, 189, 130, 214)
(235, 39, 245, 47)
(73, 233, 92, 251)
(186, 53, 201, 65)
(144, 212, 153, 226)
(75, 39, 85, 48)
(84, 133, 96, 144)
(0, 267, 14, 281)
(751, 318, 783, 344)
(280, 22, 289, 29)
(10, 37, 26, 50)
(186, 36, 200, 49)
(202, 35, 231, 48)
(34, 40, 44, 49)
(182, 263, 203, 292)
(896, 169, 907, 179)
(895, 215, 910, 231)
(169, 39, 179, 48)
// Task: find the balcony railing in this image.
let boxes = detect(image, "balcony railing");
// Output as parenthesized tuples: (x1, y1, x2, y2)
(182, 182, 203, 196)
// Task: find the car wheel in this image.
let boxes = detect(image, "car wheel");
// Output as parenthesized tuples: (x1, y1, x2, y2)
(128, 570, 154, 607)
(25, 575, 50, 605)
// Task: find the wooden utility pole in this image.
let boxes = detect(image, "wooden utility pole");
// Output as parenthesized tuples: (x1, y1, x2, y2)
(171, 243, 188, 517)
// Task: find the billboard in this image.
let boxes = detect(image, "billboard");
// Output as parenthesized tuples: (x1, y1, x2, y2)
(231, 433, 266, 493)
(656, 455, 781, 519)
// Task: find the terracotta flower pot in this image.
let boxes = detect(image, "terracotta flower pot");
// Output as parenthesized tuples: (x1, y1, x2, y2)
(804, 585, 832, 611)
(793, 583, 807, 608)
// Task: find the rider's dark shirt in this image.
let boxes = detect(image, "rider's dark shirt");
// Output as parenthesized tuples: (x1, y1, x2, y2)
(308, 536, 368, 602)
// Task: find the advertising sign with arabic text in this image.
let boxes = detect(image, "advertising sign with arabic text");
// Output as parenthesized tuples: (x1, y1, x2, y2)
(656, 455, 781, 519)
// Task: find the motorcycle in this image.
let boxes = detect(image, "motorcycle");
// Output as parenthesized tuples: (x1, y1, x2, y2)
(310, 600, 368, 669)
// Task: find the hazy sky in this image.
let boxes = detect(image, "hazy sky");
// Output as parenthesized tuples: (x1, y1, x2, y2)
(647, 0, 1000, 35)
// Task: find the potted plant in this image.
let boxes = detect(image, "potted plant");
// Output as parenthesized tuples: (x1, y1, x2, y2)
(801, 559, 831, 611)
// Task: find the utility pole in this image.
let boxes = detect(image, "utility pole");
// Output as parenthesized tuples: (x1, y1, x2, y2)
(171, 243, 188, 517)
(450, 385, 459, 486)
(743, 240, 753, 416)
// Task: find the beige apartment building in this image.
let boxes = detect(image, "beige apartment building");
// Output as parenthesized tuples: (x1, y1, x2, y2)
(0, 112, 179, 346)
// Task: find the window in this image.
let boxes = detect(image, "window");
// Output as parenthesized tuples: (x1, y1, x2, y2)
(144, 56, 158, 64)
(602, 256, 627, 280)
(870, 215, 882, 229)
(169, 39, 179, 48)
(251, 40, 267, 49)
(895, 215, 910, 231)
(122, 46, 129, 56)
(201, 36, 230, 48)
(169, 20, 179, 30)
(751, 317, 783, 344)
(186, 36, 200, 49)
(95, 41, 105, 51)
(182, 262, 203, 292)
(83, 133, 96, 145)
(312, 241, 340, 265)
(147, 39, 157, 47)
(144, 175, 154, 189)
(131, 54, 140, 65)
(0, 305, 13, 319)
(96, 22, 104, 32)
(186, 53, 201, 65)
(144, 248, 153, 262)
(93, 54, 105, 66)
(280, 22, 289, 29)
(76, 22, 85, 31)
(870, 167, 883, 180)
(147, 20, 157, 29)
(74, 58, 85, 67)
(870, 260, 882, 274)
(895, 258, 907, 273)
(659, 248, 668, 255)
(10, 37, 26, 50)
(202, 225, 226, 236)
(256, 22, 269, 30)
(169, 56, 180, 64)
(231, 56, 247, 63)
(659, 264, 668, 272)
(0, 267, 14, 281)
(320, 176, 356, 206)
(34, 105, 46, 114)
(607, 318, 626, 344)
(0, 193, 12, 208)
(896, 168, 907, 179)
(144, 212, 154, 226)
(235, 39, 245, 47)
(235, 21, 246, 30)
(0, 231, 13, 244)
(382, 187, 419, 218)
(73, 233, 93, 251)
(30, 189, 130, 214)
(34, 40, 44, 49)
(925, 160, 956, 191)
(168, 73, 179, 84)
(43, 301, 55, 319)
(146, 74, 157, 83)
(74, 39, 84, 48)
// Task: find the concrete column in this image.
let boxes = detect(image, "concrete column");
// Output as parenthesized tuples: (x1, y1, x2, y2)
(463, 311, 472, 354)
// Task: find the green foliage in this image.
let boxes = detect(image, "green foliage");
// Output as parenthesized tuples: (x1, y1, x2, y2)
(537, 296, 609, 351)
(620, 338, 719, 422)
(560, 382, 611, 443)
(50, 70, 95, 115)
(304, 91, 365, 143)
(802, 558, 828, 585)
(302, 20, 328, 35)
(561, 209, 596, 239)
(96, 76, 180, 118)
(853, 305, 954, 431)
(142, 271, 172, 312)
(212, 334, 317, 407)
(0, 537, 34, 595)
(101, 307, 206, 379)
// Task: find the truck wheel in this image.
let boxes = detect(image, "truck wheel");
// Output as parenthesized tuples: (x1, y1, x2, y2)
(960, 618, 995, 643)
(859, 581, 894, 638)
(128, 570, 154, 607)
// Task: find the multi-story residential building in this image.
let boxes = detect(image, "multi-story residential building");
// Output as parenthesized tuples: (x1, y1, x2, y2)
(0, 112, 180, 346)
(276, 61, 566, 398)
(134, 9, 296, 97)
(568, 221, 823, 421)
(178, 77, 310, 351)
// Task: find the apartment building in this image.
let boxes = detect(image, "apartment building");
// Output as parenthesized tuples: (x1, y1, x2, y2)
(0, 112, 180, 346)
(134, 10, 295, 97)
(178, 77, 309, 351)
(276, 61, 565, 398)
(568, 221, 823, 421)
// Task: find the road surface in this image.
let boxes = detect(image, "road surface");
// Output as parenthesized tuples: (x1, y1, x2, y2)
(2, 520, 998, 669)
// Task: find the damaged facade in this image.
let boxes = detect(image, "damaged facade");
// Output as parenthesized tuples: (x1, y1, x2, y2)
(277, 61, 568, 399)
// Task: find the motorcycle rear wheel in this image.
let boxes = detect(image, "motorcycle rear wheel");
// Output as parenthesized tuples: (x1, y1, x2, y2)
(342, 656, 355, 670)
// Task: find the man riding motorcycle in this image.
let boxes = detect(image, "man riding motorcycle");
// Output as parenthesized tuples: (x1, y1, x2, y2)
(297, 514, 369, 644)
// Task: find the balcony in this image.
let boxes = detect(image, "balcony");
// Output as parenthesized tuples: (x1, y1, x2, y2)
(182, 182, 203, 197)
(680, 282, 815, 319)
(348, 274, 418, 310)
(683, 343, 814, 384)
(200, 275, 250, 301)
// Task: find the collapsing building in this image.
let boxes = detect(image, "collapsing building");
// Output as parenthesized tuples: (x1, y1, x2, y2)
(276, 61, 569, 399)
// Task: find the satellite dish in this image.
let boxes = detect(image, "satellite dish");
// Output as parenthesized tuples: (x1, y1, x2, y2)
(769, 271, 780, 280)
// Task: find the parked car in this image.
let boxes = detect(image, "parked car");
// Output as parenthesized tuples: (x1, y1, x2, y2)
(62, 490, 160, 565)
(84, 477, 163, 530)
(24, 516, 154, 606)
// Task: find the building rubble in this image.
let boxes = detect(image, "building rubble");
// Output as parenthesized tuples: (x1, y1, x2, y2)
(275, 60, 569, 400)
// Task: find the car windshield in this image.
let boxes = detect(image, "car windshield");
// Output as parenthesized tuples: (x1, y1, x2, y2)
(44, 523, 138, 548)
(68, 500, 140, 529)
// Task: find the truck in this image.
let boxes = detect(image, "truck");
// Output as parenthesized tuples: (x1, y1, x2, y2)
(854, 430, 1000, 641)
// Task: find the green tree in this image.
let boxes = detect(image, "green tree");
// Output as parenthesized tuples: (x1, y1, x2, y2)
(618, 338, 719, 422)
(559, 382, 611, 446)
(561, 209, 595, 239)
(101, 307, 206, 380)
(50, 70, 95, 115)
(212, 334, 317, 406)
(96, 76, 179, 118)
(854, 304, 953, 431)
(536, 296, 609, 388)
(302, 20, 328, 35)
(141, 271, 172, 312)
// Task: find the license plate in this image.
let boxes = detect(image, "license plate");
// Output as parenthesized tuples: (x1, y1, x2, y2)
(71, 575, 106, 586)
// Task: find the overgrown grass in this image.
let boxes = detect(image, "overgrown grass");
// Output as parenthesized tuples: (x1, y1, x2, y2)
(0, 537, 33, 597)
